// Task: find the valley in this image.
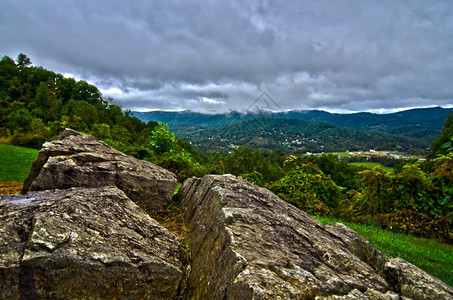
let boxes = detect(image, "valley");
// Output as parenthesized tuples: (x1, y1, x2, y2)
(133, 108, 453, 155)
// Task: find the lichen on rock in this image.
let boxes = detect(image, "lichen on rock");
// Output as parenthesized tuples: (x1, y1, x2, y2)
(0, 186, 183, 299)
(177, 174, 453, 300)
(22, 128, 178, 213)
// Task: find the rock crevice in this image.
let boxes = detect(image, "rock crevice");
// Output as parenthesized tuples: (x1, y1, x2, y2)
(177, 174, 453, 300)
(1, 186, 183, 299)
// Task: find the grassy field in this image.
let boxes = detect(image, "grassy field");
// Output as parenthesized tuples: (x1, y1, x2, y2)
(315, 216, 453, 287)
(350, 162, 394, 173)
(330, 152, 354, 157)
(0, 143, 39, 182)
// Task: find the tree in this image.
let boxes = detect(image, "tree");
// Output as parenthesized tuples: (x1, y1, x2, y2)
(16, 53, 31, 68)
(149, 123, 178, 155)
(430, 152, 453, 219)
(429, 113, 453, 158)
(0, 56, 18, 81)
(71, 80, 102, 105)
(316, 154, 361, 190)
(57, 76, 76, 105)
(392, 163, 434, 213)
(147, 122, 206, 180)
(34, 82, 50, 118)
(8, 108, 33, 133)
(355, 167, 392, 215)
(90, 123, 111, 140)
(269, 155, 343, 216)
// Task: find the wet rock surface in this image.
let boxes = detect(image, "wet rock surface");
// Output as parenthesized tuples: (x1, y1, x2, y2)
(22, 128, 178, 212)
(177, 174, 453, 300)
(0, 186, 182, 299)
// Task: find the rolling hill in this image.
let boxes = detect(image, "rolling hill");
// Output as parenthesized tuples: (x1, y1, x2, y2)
(133, 107, 452, 153)
(171, 118, 427, 154)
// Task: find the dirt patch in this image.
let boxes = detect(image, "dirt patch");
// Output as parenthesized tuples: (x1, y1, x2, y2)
(0, 181, 23, 195)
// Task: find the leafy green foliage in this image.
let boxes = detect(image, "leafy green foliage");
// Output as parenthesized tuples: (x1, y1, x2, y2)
(301, 154, 362, 190)
(269, 155, 344, 216)
(263, 148, 452, 242)
(430, 114, 453, 158)
(431, 152, 453, 218)
(222, 147, 285, 184)
(148, 123, 206, 180)
(149, 123, 180, 155)
(348, 159, 452, 242)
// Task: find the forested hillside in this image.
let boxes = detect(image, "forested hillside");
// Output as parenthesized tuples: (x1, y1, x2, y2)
(0, 54, 215, 180)
(0, 54, 156, 149)
(134, 107, 453, 151)
(172, 118, 427, 154)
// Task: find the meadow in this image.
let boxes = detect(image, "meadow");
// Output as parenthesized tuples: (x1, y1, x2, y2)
(0, 143, 39, 182)
(350, 161, 394, 173)
(315, 216, 453, 286)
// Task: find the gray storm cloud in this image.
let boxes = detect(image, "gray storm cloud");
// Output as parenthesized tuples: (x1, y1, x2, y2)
(1, 0, 452, 113)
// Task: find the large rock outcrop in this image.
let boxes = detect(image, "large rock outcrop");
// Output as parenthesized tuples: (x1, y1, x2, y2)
(0, 186, 183, 299)
(22, 128, 177, 212)
(2, 131, 452, 299)
(177, 174, 453, 300)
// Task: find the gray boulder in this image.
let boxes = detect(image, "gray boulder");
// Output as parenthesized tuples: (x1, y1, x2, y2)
(177, 174, 453, 300)
(22, 128, 178, 212)
(384, 257, 453, 300)
(0, 186, 182, 299)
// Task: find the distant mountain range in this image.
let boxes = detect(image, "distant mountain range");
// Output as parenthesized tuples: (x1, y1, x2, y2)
(133, 107, 452, 154)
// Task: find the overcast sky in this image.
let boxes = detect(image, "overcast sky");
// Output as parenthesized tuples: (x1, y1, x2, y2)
(1, 0, 453, 113)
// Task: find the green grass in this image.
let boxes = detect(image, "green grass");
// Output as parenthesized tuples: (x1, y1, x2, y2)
(350, 162, 394, 173)
(0, 143, 39, 182)
(314, 216, 453, 287)
(330, 152, 354, 157)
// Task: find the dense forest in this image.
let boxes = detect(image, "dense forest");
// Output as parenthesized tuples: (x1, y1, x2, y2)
(1, 54, 452, 243)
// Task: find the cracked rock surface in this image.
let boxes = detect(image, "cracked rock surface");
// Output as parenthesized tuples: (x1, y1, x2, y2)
(2, 131, 452, 299)
(22, 128, 178, 212)
(0, 186, 182, 299)
(177, 174, 453, 300)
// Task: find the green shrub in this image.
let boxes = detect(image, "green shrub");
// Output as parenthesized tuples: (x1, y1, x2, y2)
(269, 155, 343, 216)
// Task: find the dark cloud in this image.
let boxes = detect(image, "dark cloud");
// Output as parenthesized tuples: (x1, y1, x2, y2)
(1, 0, 452, 113)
